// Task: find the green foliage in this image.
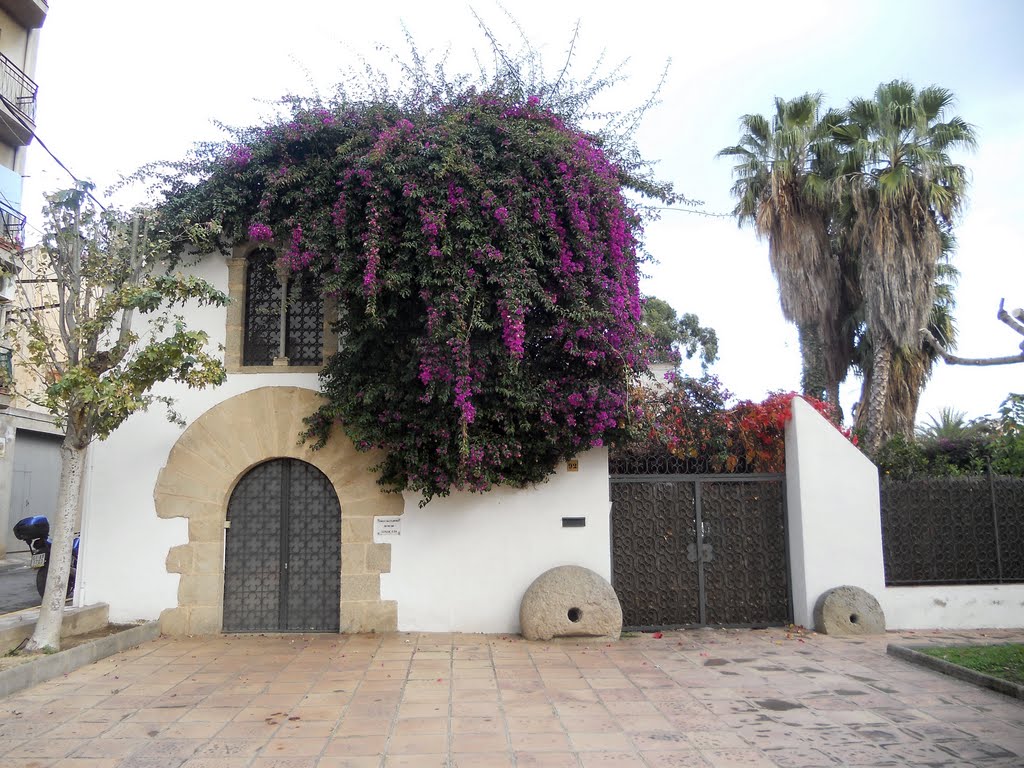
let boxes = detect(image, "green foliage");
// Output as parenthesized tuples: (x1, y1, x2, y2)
(916, 407, 980, 441)
(625, 377, 850, 473)
(143, 23, 679, 503)
(641, 297, 718, 370)
(144, 51, 679, 501)
(876, 394, 1024, 478)
(921, 644, 1024, 685)
(991, 393, 1024, 475)
(12, 186, 228, 447)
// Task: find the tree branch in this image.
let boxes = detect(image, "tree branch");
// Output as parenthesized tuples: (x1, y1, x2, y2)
(923, 328, 1024, 366)
(997, 297, 1024, 338)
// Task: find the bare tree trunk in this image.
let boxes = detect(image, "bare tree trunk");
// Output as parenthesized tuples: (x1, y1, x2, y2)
(26, 435, 85, 652)
(865, 343, 893, 456)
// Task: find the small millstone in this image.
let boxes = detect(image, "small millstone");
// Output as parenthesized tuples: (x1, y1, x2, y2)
(814, 585, 886, 635)
(519, 565, 622, 641)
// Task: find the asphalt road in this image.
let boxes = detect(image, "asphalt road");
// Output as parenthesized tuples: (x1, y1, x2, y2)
(0, 556, 41, 614)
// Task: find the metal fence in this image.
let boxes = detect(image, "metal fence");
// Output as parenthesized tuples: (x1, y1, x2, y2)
(880, 473, 1024, 585)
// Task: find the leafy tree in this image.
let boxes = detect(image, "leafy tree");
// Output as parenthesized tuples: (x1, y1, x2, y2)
(640, 296, 718, 371)
(718, 94, 853, 409)
(145, 25, 676, 503)
(835, 80, 976, 452)
(6, 187, 227, 652)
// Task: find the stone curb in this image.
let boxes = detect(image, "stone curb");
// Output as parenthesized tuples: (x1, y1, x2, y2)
(0, 621, 160, 698)
(887, 643, 1024, 701)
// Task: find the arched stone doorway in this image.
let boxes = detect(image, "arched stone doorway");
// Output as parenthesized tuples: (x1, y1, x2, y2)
(154, 386, 403, 635)
(223, 458, 341, 632)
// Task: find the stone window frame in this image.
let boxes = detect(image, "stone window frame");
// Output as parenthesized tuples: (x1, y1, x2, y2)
(225, 243, 338, 374)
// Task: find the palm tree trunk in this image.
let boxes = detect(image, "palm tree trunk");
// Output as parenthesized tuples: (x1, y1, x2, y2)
(865, 343, 893, 456)
(798, 324, 826, 401)
(26, 435, 85, 652)
(826, 380, 842, 424)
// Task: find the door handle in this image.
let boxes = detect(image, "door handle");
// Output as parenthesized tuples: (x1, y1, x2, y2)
(702, 541, 714, 563)
(686, 542, 698, 562)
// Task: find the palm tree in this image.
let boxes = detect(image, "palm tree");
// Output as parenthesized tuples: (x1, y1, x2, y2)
(853, 238, 959, 439)
(719, 95, 851, 409)
(835, 81, 976, 452)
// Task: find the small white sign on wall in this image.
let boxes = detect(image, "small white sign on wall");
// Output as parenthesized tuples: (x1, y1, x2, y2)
(373, 515, 403, 542)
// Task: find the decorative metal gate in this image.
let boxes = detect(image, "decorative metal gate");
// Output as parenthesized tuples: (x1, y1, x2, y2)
(223, 458, 341, 632)
(611, 468, 790, 629)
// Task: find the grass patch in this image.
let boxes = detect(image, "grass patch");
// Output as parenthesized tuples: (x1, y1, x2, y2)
(921, 643, 1024, 685)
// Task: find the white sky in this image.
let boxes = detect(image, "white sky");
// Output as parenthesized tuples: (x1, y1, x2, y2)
(21, 0, 1024, 424)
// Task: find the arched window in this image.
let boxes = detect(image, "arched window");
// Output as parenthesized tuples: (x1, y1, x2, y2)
(242, 249, 324, 366)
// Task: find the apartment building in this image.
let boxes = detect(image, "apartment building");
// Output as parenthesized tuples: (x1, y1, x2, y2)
(0, 0, 61, 559)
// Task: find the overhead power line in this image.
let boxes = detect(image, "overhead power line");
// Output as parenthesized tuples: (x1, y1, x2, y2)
(0, 94, 107, 212)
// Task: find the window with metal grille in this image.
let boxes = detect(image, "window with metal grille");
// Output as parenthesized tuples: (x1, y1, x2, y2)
(242, 249, 324, 366)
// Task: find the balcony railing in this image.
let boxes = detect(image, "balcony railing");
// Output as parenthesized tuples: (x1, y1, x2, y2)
(0, 199, 25, 248)
(0, 347, 12, 390)
(0, 51, 38, 124)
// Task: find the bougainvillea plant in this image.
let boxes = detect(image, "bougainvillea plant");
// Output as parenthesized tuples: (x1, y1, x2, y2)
(147, 80, 678, 501)
(626, 377, 853, 473)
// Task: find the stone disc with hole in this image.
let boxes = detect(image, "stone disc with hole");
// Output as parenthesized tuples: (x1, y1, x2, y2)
(519, 565, 622, 641)
(813, 585, 885, 635)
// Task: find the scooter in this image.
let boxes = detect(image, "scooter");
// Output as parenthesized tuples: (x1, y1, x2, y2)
(12, 516, 79, 598)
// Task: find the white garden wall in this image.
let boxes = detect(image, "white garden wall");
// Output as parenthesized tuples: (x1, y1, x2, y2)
(381, 448, 611, 633)
(784, 396, 1024, 631)
(784, 397, 886, 628)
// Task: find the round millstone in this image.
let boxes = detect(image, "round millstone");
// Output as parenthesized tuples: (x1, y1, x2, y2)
(814, 585, 886, 635)
(520, 565, 623, 641)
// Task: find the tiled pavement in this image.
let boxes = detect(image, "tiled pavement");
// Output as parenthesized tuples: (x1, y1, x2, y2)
(1, 627, 1023, 767)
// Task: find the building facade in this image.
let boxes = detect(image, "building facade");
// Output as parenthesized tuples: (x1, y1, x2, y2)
(0, 0, 59, 559)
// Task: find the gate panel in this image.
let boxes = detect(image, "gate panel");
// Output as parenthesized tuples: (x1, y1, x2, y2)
(286, 462, 341, 631)
(700, 480, 789, 625)
(611, 480, 700, 627)
(223, 460, 284, 632)
(223, 458, 340, 633)
(610, 472, 789, 629)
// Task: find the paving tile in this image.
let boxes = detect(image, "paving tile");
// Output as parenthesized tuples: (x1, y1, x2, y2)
(699, 749, 776, 767)
(323, 734, 388, 756)
(935, 738, 1020, 762)
(510, 731, 572, 751)
(260, 737, 328, 757)
(640, 750, 712, 767)
(513, 751, 582, 767)
(1, 630, 1023, 768)
(316, 757, 383, 768)
(450, 753, 515, 767)
(381, 754, 447, 767)
(687, 732, 749, 750)
(760, 745, 839, 767)
(878, 740, 962, 765)
(578, 751, 648, 766)
(386, 732, 448, 755)
(451, 730, 510, 752)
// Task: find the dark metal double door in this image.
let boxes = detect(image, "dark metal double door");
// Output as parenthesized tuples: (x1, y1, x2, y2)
(223, 458, 341, 632)
(611, 475, 790, 629)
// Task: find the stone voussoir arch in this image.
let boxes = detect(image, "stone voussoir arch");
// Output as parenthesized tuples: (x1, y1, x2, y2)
(154, 385, 402, 635)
